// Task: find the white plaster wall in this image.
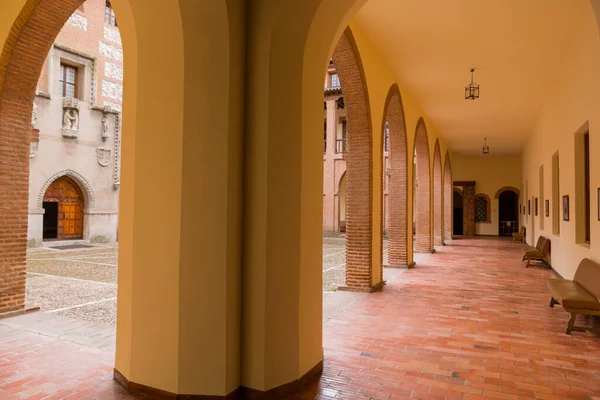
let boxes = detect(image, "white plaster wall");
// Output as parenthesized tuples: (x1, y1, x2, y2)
(29, 94, 120, 245)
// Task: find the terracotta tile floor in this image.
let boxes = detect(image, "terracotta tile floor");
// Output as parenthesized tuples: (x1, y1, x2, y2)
(297, 237, 600, 399)
(1, 237, 600, 399)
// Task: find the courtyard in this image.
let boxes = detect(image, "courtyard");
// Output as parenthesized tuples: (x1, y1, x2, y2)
(25, 244, 118, 327)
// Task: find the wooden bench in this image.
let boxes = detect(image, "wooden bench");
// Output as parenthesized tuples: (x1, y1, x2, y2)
(546, 258, 600, 334)
(522, 236, 550, 268)
(512, 226, 525, 243)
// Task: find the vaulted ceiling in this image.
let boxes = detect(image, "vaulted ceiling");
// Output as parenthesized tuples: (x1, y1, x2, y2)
(355, 0, 590, 155)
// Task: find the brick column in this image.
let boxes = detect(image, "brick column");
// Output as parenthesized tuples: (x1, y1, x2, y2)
(333, 29, 379, 292)
(463, 185, 475, 236)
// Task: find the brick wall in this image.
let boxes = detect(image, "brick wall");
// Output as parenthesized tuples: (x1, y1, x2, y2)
(0, 0, 85, 313)
(332, 29, 375, 290)
(444, 153, 453, 242)
(37, 0, 123, 111)
(384, 85, 408, 267)
(414, 118, 432, 253)
(433, 140, 443, 246)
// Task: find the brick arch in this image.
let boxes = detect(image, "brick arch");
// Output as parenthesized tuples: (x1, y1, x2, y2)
(475, 193, 492, 223)
(332, 27, 375, 290)
(382, 84, 408, 267)
(0, 0, 86, 312)
(495, 186, 520, 199)
(443, 152, 453, 242)
(413, 118, 431, 253)
(433, 139, 443, 246)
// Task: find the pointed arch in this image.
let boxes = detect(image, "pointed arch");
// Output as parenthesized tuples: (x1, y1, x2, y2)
(381, 84, 409, 267)
(413, 118, 431, 253)
(332, 27, 376, 290)
(37, 169, 96, 210)
(432, 139, 443, 246)
(443, 152, 453, 242)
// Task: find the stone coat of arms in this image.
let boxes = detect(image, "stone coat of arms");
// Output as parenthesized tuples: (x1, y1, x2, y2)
(97, 148, 111, 167)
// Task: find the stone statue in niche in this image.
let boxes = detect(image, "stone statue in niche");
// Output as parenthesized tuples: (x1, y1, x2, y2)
(63, 109, 78, 130)
(62, 97, 80, 138)
(102, 114, 110, 141)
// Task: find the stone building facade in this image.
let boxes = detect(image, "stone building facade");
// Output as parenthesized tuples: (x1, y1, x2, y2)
(323, 61, 390, 235)
(28, 0, 122, 246)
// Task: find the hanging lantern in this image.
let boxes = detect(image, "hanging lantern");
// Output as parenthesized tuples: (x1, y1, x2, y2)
(482, 137, 489, 155)
(465, 68, 479, 100)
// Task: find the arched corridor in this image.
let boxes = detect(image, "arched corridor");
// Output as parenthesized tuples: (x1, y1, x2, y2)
(1, 0, 600, 397)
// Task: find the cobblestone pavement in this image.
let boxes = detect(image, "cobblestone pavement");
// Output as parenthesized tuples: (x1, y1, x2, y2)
(23, 238, 409, 327)
(323, 235, 389, 292)
(25, 244, 118, 327)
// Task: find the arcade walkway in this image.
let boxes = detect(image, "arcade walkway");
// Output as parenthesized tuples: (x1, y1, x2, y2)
(1, 237, 600, 399)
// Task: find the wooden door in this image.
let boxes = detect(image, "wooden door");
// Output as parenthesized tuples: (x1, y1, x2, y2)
(43, 176, 84, 240)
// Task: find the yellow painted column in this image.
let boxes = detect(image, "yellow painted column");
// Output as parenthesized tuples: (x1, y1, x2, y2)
(242, 0, 365, 391)
(114, 0, 244, 395)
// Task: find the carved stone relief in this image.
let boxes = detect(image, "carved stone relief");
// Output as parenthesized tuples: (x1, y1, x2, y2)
(30, 142, 38, 159)
(62, 97, 80, 138)
(31, 102, 38, 128)
(97, 148, 111, 167)
(101, 114, 110, 141)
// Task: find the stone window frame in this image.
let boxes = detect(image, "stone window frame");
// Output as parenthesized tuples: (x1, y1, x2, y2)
(48, 44, 97, 104)
(474, 193, 491, 224)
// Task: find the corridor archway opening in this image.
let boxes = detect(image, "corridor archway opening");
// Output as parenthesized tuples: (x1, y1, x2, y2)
(443, 152, 453, 242)
(498, 189, 519, 236)
(453, 188, 463, 236)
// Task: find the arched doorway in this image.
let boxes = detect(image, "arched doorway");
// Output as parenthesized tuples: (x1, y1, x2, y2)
(338, 172, 347, 233)
(498, 189, 519, 236)
(42, 176, 84, 240)
(453, 189, 463, 236)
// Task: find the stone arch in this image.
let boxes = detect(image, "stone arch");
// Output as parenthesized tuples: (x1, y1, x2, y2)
(381, 84, 408, 267)
(413, 117, 431, 253)
(37, 169, 96, 210)
(474, 193, 492, 223)
(432, 139, 443, 246)
(332, 28, 375, 291)
(443, 152, 453, 242)
(495, 186, 520, 199)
